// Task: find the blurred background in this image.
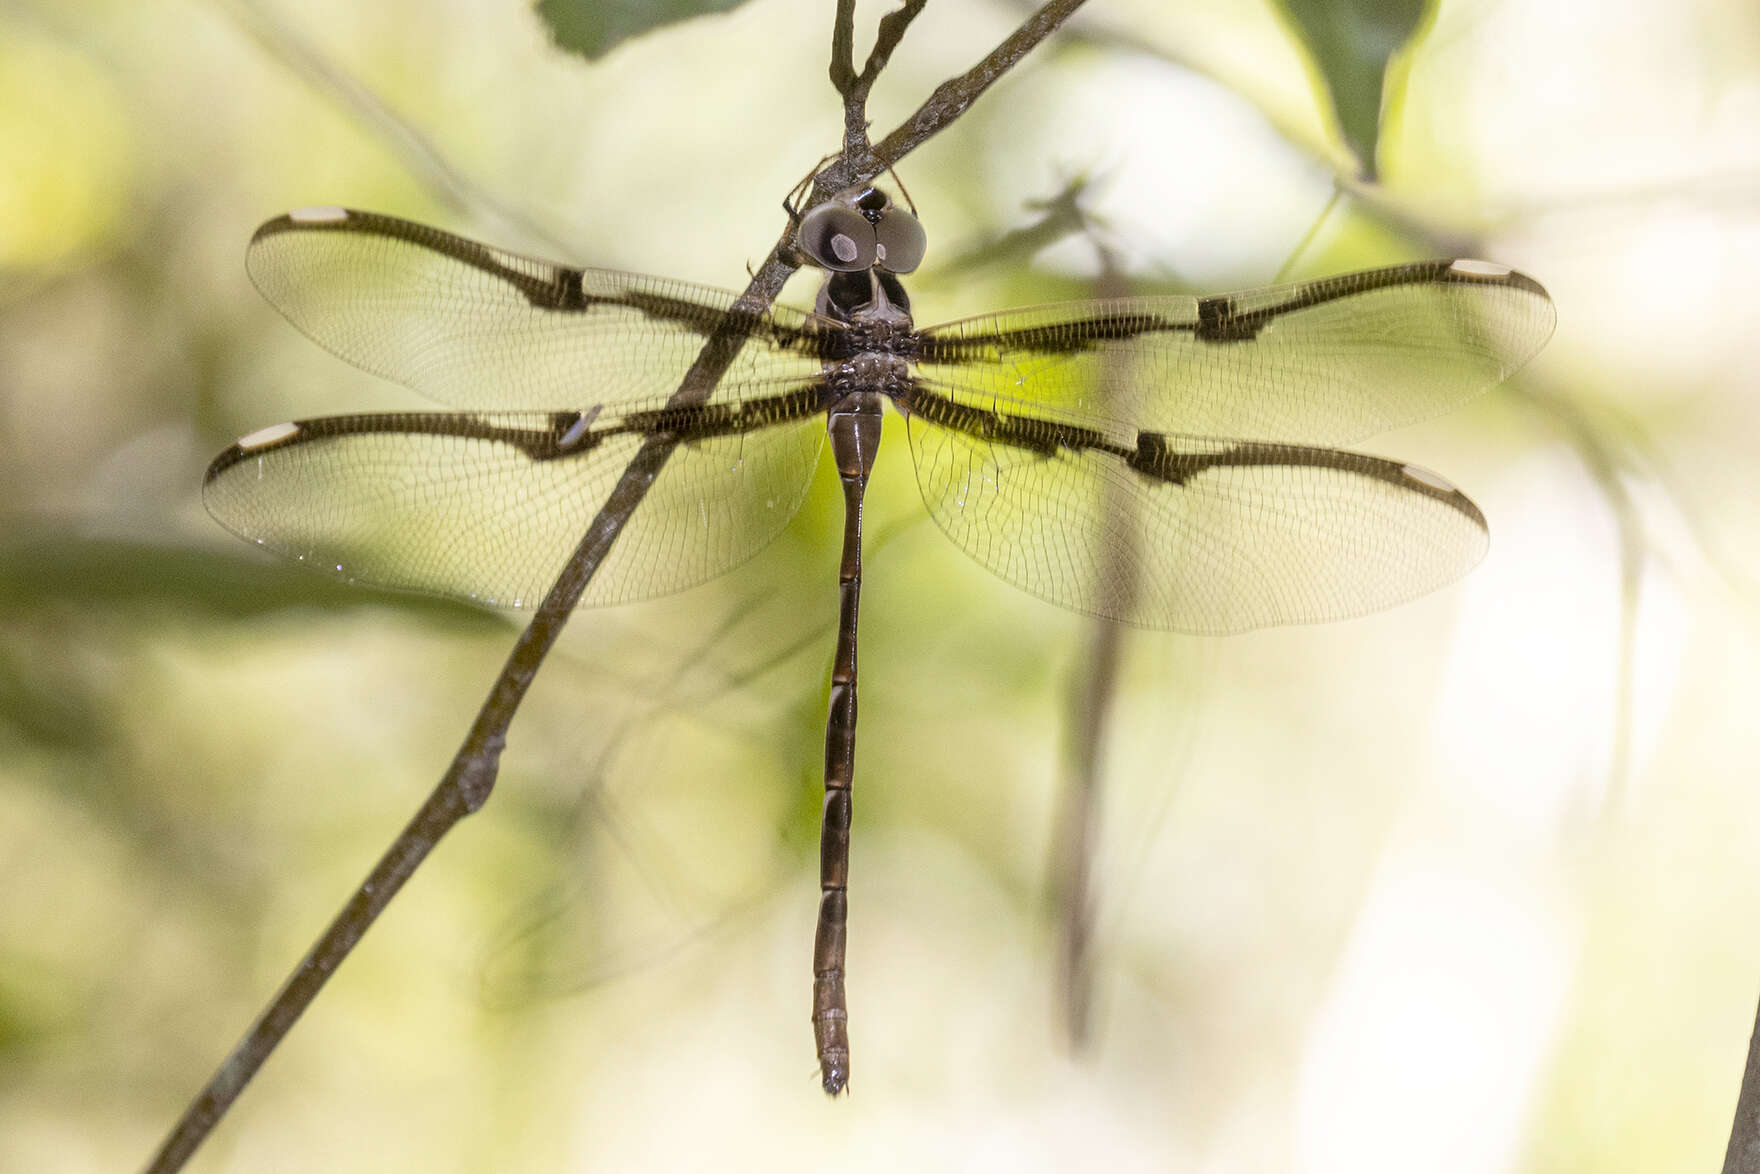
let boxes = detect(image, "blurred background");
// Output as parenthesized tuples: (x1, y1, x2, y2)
(3, 0, 1759, 1169)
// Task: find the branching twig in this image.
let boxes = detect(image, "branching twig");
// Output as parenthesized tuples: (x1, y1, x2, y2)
(830, 0, 929, 159)
(144, 1, 1089, 1169)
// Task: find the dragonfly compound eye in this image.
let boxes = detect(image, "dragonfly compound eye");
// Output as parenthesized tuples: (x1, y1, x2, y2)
(798, 203, 877, 272)
(873, 208, 926, 274)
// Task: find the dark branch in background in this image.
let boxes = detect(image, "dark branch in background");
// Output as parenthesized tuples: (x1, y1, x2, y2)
(1056, 604, 1113, 1046)
(932, 172, 1099, 275)
(144, 1, 1088, 1170)
(984, 184, 1124, 1048)
(1055, 223, 1129, 1049)
(919, 171, 1130, 1053)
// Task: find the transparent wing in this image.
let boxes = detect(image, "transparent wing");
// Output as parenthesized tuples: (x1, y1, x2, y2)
(203, 390, 826, 608)
(906, 390, 1489, 633)
(915, 260, 1555, 448)
(246, 208, 832, 410)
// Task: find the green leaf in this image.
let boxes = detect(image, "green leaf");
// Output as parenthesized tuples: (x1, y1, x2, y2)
(535, 0, 754, 61)
(1276, 0, 1433, 180)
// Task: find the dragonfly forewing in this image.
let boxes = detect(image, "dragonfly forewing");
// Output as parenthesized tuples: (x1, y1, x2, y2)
(246, 208, 833, 411)
(913, 259, 1556, 448)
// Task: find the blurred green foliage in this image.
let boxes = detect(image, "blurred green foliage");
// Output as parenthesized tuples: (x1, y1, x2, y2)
(1275, 0, 1431, 178)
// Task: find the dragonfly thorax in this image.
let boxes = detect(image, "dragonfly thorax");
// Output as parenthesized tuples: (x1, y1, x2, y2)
(829, 352, 911, 402)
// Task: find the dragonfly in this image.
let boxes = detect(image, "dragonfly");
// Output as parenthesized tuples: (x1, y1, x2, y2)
(204, 187, 1555, 1094)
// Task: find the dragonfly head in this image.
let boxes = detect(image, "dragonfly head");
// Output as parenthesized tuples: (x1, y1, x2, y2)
(797, 185, 926, 276)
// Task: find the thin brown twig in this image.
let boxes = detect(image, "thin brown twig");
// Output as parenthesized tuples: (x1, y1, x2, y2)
(862, 0, 930, 87)
(144, 1, 1091, 1169)
(829, 0, 858, 96)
